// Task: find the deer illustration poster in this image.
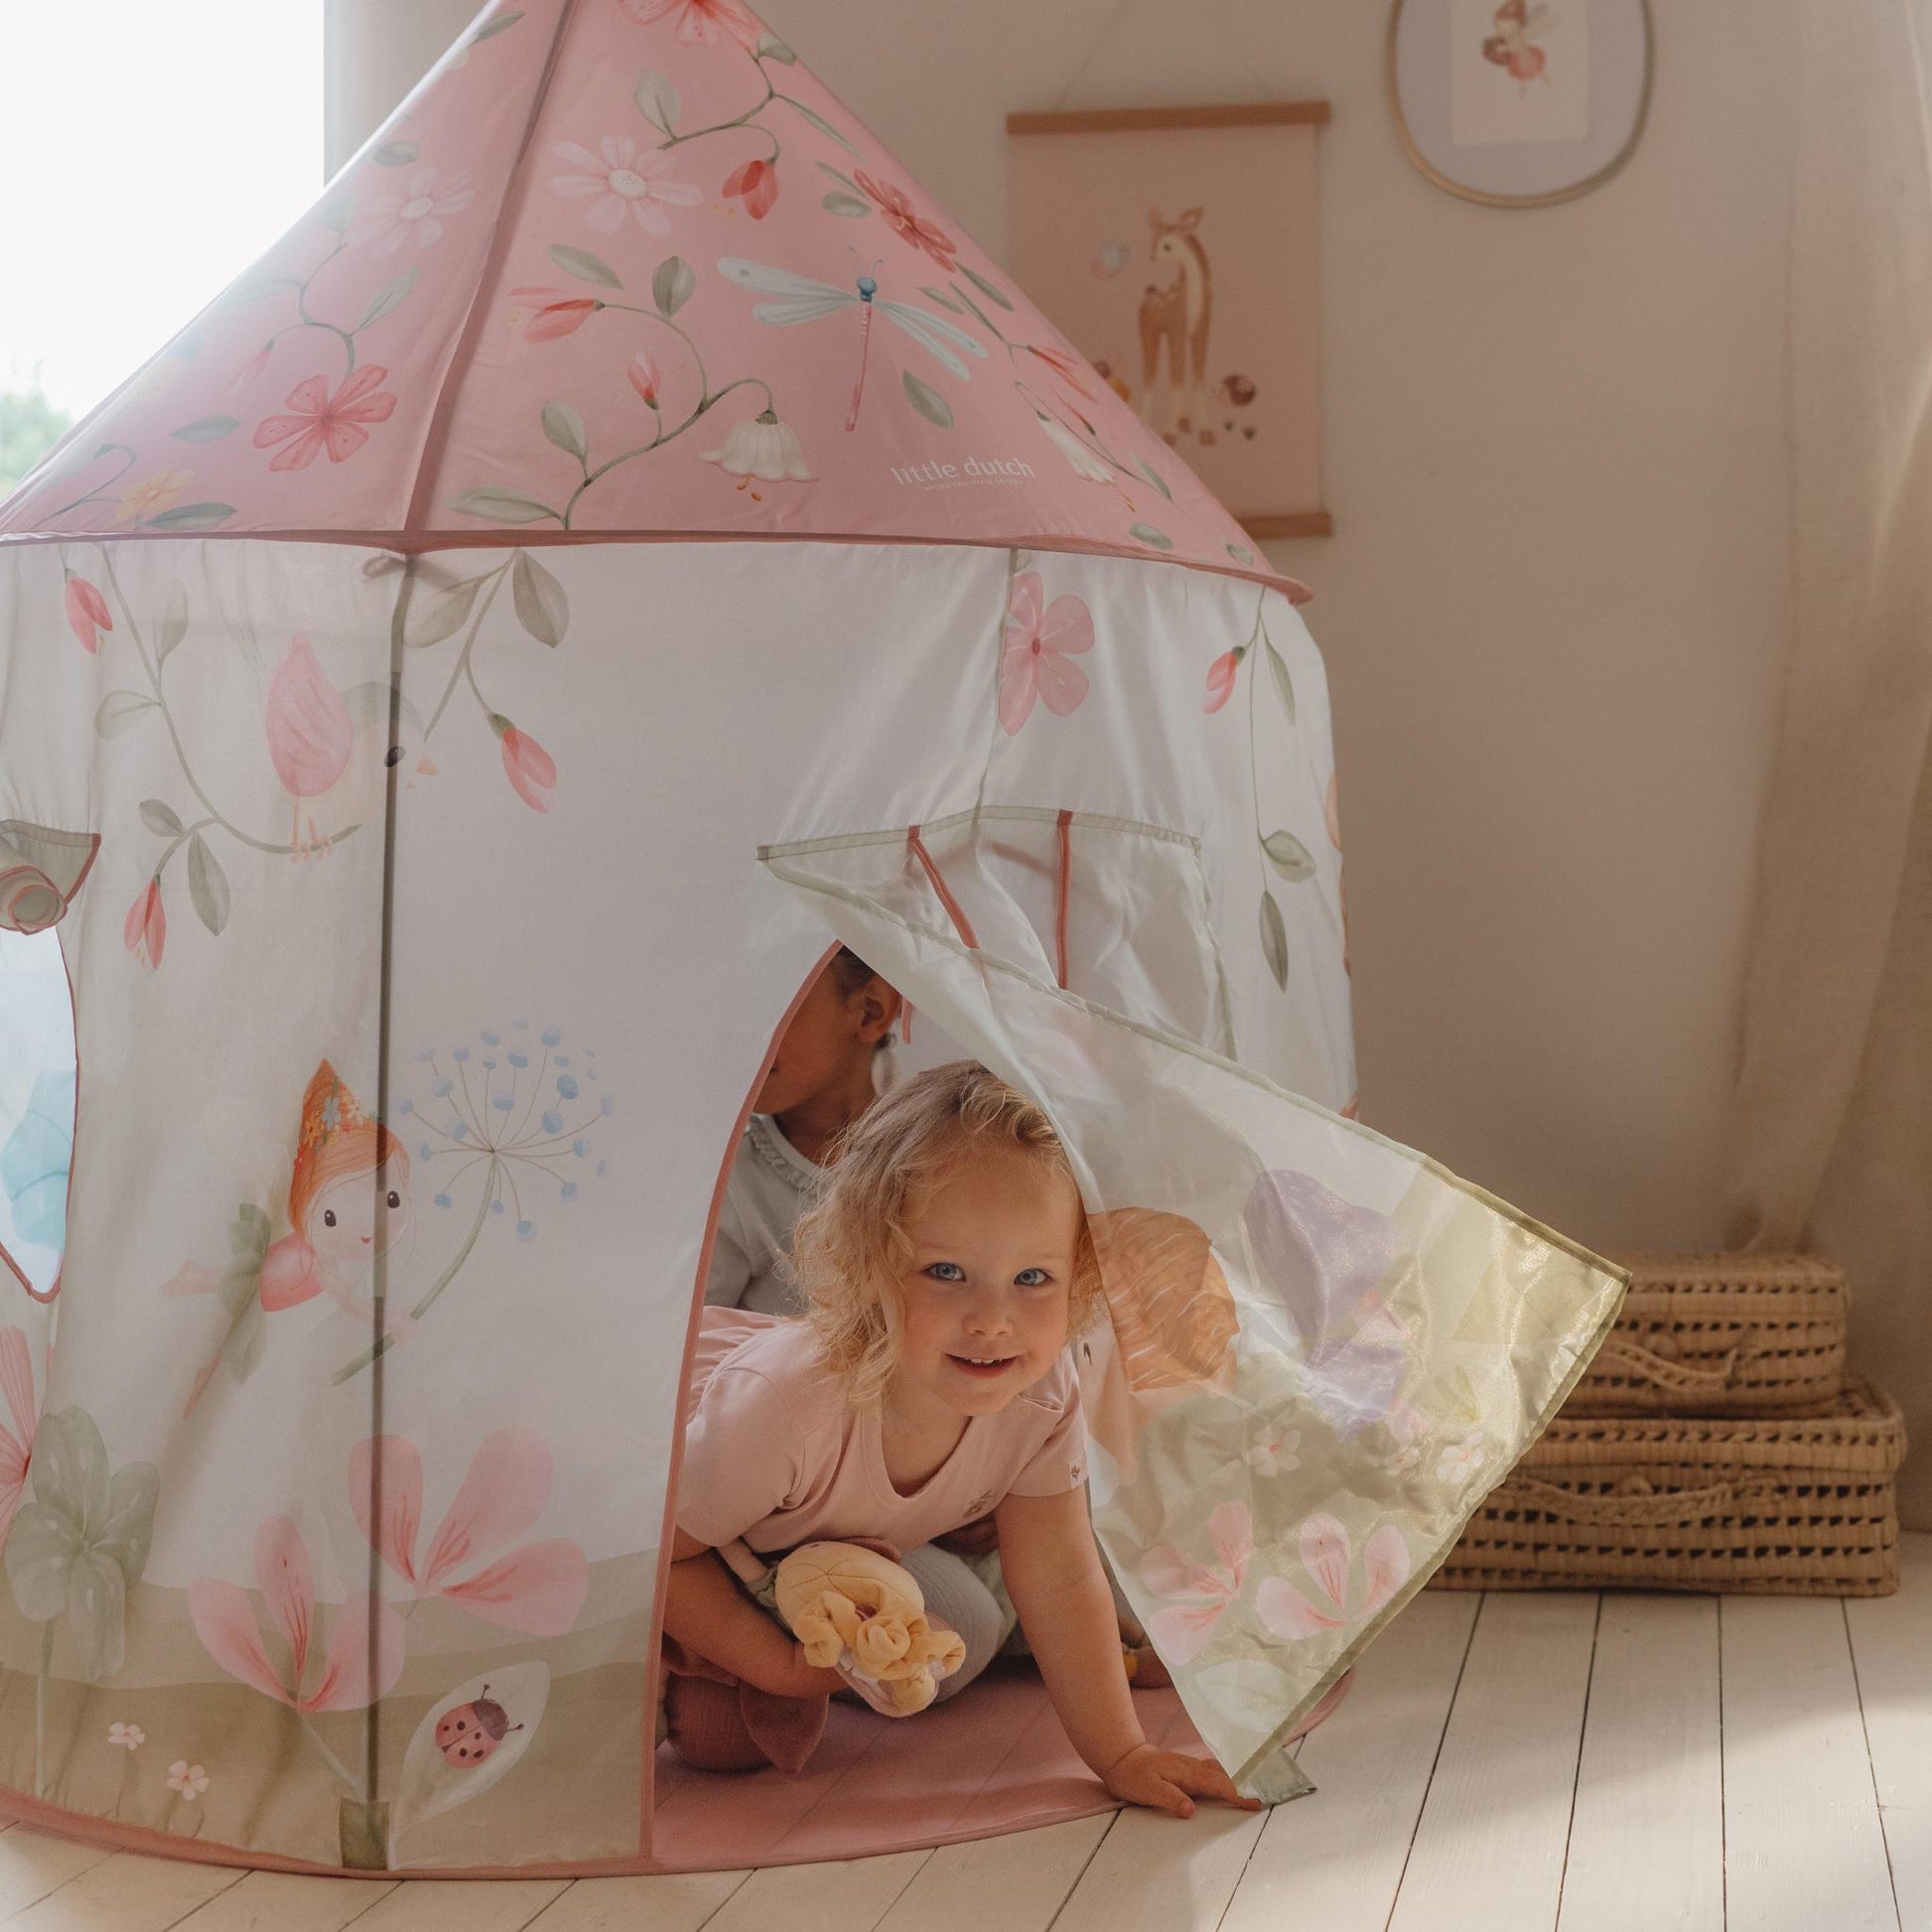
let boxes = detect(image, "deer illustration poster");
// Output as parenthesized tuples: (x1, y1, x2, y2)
(1007, 103, 1328, 539)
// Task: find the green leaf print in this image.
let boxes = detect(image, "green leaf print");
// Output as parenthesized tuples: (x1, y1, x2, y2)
(144, 502, 235, 530)
(448, 486, 560, 524)
(1262, 831, 1315, 884)
(357, 269, 419, 332)
(549, 243, 622, 290)
(95, 692, 157, 737)
(156, 579, 190, 660)
(139, 800, 184, 838)
(960, 263, 1014, 312)
(511, 552, 570, 647)
(822, 193, 870, 217)
(541, 401, 590, 463)
(1265, 634, 1297, 722)
(901, 371, 954, 428)
(170, 416, 240, 443)
(1260, 890, 1290, 990)
(652, 256, 696, 319)
(635, 69, 681, 135)
(372, 141, 420, 167)
(1129, 521, 1174, 551)
(187, 834, 230, 936)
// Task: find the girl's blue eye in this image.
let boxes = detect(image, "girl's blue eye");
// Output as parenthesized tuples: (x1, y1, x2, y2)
(1016, 1268, 1051, 1288)
(925, 1262, 965, 1283)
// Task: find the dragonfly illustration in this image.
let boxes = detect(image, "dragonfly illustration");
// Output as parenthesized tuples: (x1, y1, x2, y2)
(718, 257, 988, 431)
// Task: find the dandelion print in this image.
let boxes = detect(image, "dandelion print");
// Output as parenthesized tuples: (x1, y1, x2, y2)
(334, 1024, 607, 1381)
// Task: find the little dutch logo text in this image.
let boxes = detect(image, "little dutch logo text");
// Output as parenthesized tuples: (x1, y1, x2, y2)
(889, 457, 1036, 486)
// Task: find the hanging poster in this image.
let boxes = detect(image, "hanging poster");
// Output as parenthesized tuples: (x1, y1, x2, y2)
(1007, 103, 1330, 540)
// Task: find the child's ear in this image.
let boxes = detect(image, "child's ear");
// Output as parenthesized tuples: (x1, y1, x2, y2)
(856, 981, 901, 1044)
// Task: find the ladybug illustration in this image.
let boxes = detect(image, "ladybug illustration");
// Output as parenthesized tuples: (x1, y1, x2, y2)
(434, 1686, 522, 1767)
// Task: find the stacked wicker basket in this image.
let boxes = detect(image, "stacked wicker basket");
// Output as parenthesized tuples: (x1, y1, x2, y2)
(1434, 1253, 1907, 1595)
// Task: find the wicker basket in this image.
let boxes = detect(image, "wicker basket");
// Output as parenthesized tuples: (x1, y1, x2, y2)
(1433, 1377, 1904, 1595)
(1565, 1251, 1848, 1415)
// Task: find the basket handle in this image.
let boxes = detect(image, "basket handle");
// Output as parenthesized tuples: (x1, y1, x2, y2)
(1496, 1472, 1780, 1527)
(1590, 1335, 1745, 1397)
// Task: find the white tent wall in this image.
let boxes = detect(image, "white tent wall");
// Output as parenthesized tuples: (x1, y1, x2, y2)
(0, 531, 1347, 1867)
(329, 0, 1798, 1254)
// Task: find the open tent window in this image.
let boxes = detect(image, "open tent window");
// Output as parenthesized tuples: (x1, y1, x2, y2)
(0, 822, 93, 1302)
(762, 807, 1240, 1058)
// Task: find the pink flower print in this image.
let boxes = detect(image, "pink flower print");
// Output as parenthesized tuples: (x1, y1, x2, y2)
(266, 633, 354, 855)
(622, 0, 762, 51)
(124, 879, 166, 969)
(349, 1429, 589, 1634)
(1139, 1500, 1251, 1666)
(252, 367, 398, 472)
(1256, 1515, 1411, 1642)
(107, 1722, 144, 1750)
(854, 171, 957, 272)
(167, 1761, 208, 1799)
(65, 573, 111, 653)
(722, 156, 779, 219)
(231, 343, 275, 391)
(0, 1327, 38, 1549)
(117, 467, 194, 523)
(350, 167, 475, 254)
(189, 1516, 404, 1712)
(489, 718, 557, 813)
(505, 288, 599, 342)
(626, 348, 661, 408)
(999, 571, 1093, 735)
(1203, 649, 1240, 714)
(550, 137, 701, 239)
(1025, 341, 1097, 402)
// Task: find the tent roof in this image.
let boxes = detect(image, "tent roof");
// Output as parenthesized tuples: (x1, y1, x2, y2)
(0, 0, 1306, 599)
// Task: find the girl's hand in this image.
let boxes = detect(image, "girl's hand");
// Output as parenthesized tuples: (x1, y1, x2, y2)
(1102, 1744, 1260, 1819)
(774, 1643, 847, 1702)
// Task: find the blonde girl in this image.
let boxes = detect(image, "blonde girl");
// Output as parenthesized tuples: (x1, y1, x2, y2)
(665, 1061, 1251, 1818)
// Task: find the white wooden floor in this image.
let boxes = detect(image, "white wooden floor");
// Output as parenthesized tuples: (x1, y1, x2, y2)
(9, 1535, 1932, 1932)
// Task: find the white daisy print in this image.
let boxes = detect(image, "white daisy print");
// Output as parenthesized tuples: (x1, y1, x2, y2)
(350, 167, 475, 253)
(550, 136, 701, 237)
(106, 1723, 145, 1751)
(167, 1760, 208, 1800)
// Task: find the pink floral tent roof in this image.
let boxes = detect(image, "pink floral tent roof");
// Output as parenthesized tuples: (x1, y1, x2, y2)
(0, 0, 1306, 598)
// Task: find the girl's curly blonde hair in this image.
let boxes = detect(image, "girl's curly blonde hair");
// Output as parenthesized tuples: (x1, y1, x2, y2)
(787, 1060, 1101, 1407)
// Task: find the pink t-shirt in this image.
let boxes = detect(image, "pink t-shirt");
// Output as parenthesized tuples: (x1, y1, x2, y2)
(676, 1308, 1088, 1557)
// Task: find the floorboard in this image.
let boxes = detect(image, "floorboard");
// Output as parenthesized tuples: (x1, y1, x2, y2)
(342, 1879, 568, 1932)
(522, 1868, 750, 1932)
(1046, 1802, 1266, 1932)
(0, 1850, 239, 1932)
(1220, 1591, 1478, 1932)
(1848, 1537, 1932, 1932)
(875, 1816, 1111, 1932)
(0, 1831, 110, 1922)
(1722, 1595, 1898, 1932)
(700, 1850, 929, 1932)
(1556, 1593, 1723, 1932)
(172, 1870, 398, 1932)
(1384, 1592, 1599, 1932)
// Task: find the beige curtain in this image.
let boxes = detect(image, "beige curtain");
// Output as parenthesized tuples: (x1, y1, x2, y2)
(1725, 1, 1932, 1523)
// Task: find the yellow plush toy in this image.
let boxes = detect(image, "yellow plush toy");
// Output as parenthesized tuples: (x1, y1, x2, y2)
(772, 1542, 968, 1717)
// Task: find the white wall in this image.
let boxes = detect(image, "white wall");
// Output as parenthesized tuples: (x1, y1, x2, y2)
(327, 0, 1797, 1253)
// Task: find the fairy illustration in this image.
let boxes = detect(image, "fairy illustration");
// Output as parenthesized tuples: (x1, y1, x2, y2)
(1481, 0, 1551, 86)
(168, 1060, 414, 1413)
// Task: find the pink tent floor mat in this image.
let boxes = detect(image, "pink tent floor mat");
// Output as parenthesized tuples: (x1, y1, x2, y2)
(649, 1665, 1200, 1871)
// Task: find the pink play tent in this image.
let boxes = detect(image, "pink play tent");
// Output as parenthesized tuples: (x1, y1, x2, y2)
(0, 0, 1621, 1875)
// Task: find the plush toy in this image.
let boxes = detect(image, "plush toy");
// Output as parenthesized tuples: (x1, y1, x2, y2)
(773, 1541, 967, 1717)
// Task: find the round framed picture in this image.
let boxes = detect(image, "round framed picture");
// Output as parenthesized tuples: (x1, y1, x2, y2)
(1387, 0, 1653, 207)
